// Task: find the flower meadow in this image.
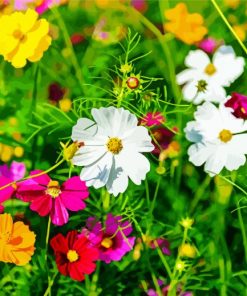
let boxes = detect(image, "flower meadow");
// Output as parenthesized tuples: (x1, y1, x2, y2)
(1, 0, 247, 295)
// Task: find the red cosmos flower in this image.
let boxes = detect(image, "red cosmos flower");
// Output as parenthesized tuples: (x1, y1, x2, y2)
(50, 230, 99, 282)
(225, 92, 247, 119)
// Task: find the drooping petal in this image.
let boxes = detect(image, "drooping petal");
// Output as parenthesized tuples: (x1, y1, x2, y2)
(50, 197, 69, 226)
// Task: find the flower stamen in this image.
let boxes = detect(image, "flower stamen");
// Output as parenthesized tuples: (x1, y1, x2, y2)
(218, 129, 232, 143)
(46, 180, 61, 198)
(204, 63, 216, 75)
(67, 250, 79, 262)
(101, 237, 113, 249)
(107, 138, 123, 154)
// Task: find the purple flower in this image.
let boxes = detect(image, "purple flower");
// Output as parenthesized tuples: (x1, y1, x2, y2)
(225, 92, 247, 119)
(150, 238, 171, 256)
(81, 213, 135, 264)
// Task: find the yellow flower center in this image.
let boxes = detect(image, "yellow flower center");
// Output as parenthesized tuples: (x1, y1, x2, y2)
(13, 30, 26, 42)
(106, 137, 123, 154)
(67, 250, 79, 262)
(101, 237, 113, 249)
(46, 180, 61, 198)
(204, 63, 216, 76)
(218, 129, 232, 143)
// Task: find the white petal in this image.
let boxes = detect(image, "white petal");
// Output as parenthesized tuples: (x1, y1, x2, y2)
(123, 126, 154, 152)
(71, 118, 97, 142)
(188, 143, 213, 166)
(182, 81, 198, 102)
(80, 153, 113, 189)
(72, 145, 106, 166)
(228, 134, 247, 154)
(225, 153, 246, 171)
(184, 121, 203, 143)
(185, 49, 210, 70)
(204, 146, 227, 175)
(117, 148, 151, 185)
(176, 69, 198, 85)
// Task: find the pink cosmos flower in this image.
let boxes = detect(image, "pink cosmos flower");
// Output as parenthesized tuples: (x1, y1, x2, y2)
(0, 161, 26, 213)
(225, 92, 247, 119)
(81, 213, 135, 264)
(140, 112, 165, 127)
(198, 37, 217, 54)
(16, 171, 89, 226)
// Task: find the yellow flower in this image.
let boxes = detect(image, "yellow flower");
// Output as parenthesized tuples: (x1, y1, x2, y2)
(224, 0, 240, 9)
(233, 25, 246, 41)
(179, 243, 197, 258)
(59, 98, 72, 112)
(0, 213, 36, 266)
(0, 9, 52, 68)
(164, 3, 207, 45)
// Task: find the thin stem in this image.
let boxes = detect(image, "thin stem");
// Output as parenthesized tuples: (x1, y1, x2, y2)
(45, 216, 52, 296)
(211, 0, 247, 55)
(236, 197, 247, 265)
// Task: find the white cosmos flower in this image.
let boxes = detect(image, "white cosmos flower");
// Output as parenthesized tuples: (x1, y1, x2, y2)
(177, 45, 245, 104)
(184, 102, 247, 176)
(71, 106, 154, 196)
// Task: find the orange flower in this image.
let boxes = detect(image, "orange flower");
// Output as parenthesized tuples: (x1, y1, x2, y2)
(0, 213, 36, 266)
(164, 3, 207, 45)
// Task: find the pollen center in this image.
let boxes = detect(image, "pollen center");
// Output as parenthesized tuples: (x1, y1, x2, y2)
(204, 63, 216, 76)
(46, 180, 61, 198)
(13, 30, 26, 42)
(218, 129, 232, 143)
(101, 237, 113, 249)
(107, 137, 123, 154)
(67, 250, 79, 262)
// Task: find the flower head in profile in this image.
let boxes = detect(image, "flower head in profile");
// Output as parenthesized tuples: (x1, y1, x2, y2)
(0, 213, 36, 265)
(17, 171, 89, 226)
(50, 230, 99, 282)
(164, 3, 207, 45)
(0, 161, 26, 213)
(225, 92, 247, 119)
(185, 102, 247, 175)
(81, 213, 135, 264)
(0, 9, 51, 68)
(177, 45, 245, 104)
(71, 107, 154, 196)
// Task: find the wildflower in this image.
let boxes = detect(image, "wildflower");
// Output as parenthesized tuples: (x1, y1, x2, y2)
(126, 76, 140, 89)
(48, 82, 65, 102)
(180, 217, 194, 229)
(149, 237, 171, 255)
(198, 37, 218, 54)
(185, 102, 247, 175)
(50, 230, 99, 281)
(164, 3, 207, 45)
(36, 0, 62, 14)
(177, 45, 245, 104)
(224, 0, 240, 9)
(179, 243, 197, 258)
(17, 171, 89, 226)
(225, 92, 247, 119)
(175, 260, 186, 272)
(0, 9, 52, 68)
(71, 107, 154, 196)
(81, 214, 135, 264)
(0, 161, 26, 213)
(120, 63, 132, 73)
(0, 213, 36, 265)
(140, 112, 165, 127)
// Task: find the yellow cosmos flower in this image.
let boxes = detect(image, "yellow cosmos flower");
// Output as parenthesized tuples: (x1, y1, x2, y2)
(164, 3, 207, 45)
(0, 9, 52, 68)
(0, 213, 36, 266)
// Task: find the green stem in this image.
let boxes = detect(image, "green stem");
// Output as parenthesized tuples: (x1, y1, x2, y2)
(236, 197, 247, 265)
(45, 216, 52, 296)
(211, 0, 247, 55)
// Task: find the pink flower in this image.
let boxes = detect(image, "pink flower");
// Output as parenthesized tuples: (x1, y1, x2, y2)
(131, 0, 148, 13)
(140, 112, 165, 127)
(16, 171, 89, 226)
(81, 213, 135, 264)
(149, 238, 171, 255)
(198, 37, 217, 54)
(36, 0, 61, 14)
(0, 161, 26, 213)
(225, 92, 247, 119)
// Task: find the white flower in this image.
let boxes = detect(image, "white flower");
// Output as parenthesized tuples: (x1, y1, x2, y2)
(177, 45, 245, 104)
(71, 106, 154, 196)
(184, 102, 247, 175)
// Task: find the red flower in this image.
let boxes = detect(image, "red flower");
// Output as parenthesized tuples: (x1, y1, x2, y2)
(225, 92, 247, 119)
(50, 230, 99, 281)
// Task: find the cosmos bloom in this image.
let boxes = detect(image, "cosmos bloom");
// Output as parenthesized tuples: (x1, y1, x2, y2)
(0, 161, 26, 213)
(140, 112, 165, 127)
(177, 45, 245, 104)
(0, 213, 36, 265)
(50, 230, 99, 281)
(81, 213, 135, 264)
(17, 171, 89, 226)
(164, 3, 207, 45)
(198, 37, 219, 54)
(225, 92, 247, 119)
(0, 9, 51, 68)
(71, 106, 154, 196)
(184, 102, 247, 175)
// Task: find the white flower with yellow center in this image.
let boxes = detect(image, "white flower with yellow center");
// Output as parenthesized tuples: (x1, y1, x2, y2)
(185, 102, 247, 175)
(71, 107, 154, 196)
(177, 45, 245, 104)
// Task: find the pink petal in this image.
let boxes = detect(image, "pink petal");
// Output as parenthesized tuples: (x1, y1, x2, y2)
(30, 194, 52, 216)
(62, 176, 88, 192)
(50, 197, 69, 226)
(10, 161, 26, 181)
(0, 176, 15, 203)
(30, 170, 50, 186)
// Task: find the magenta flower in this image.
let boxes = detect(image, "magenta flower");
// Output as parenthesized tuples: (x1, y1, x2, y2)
(131, 0, 148, 13)
(16, 171, 89, 226)
(140, 112, 165, 127)
(225, 92, 247, 119)
(0, 161, 26, 213)
(151, 127, 176, 155)
(36, 0, 61, 14)
(81, 213, 135, 264)
(198, 37, 217, 54)
(149, 238, 171, 255)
